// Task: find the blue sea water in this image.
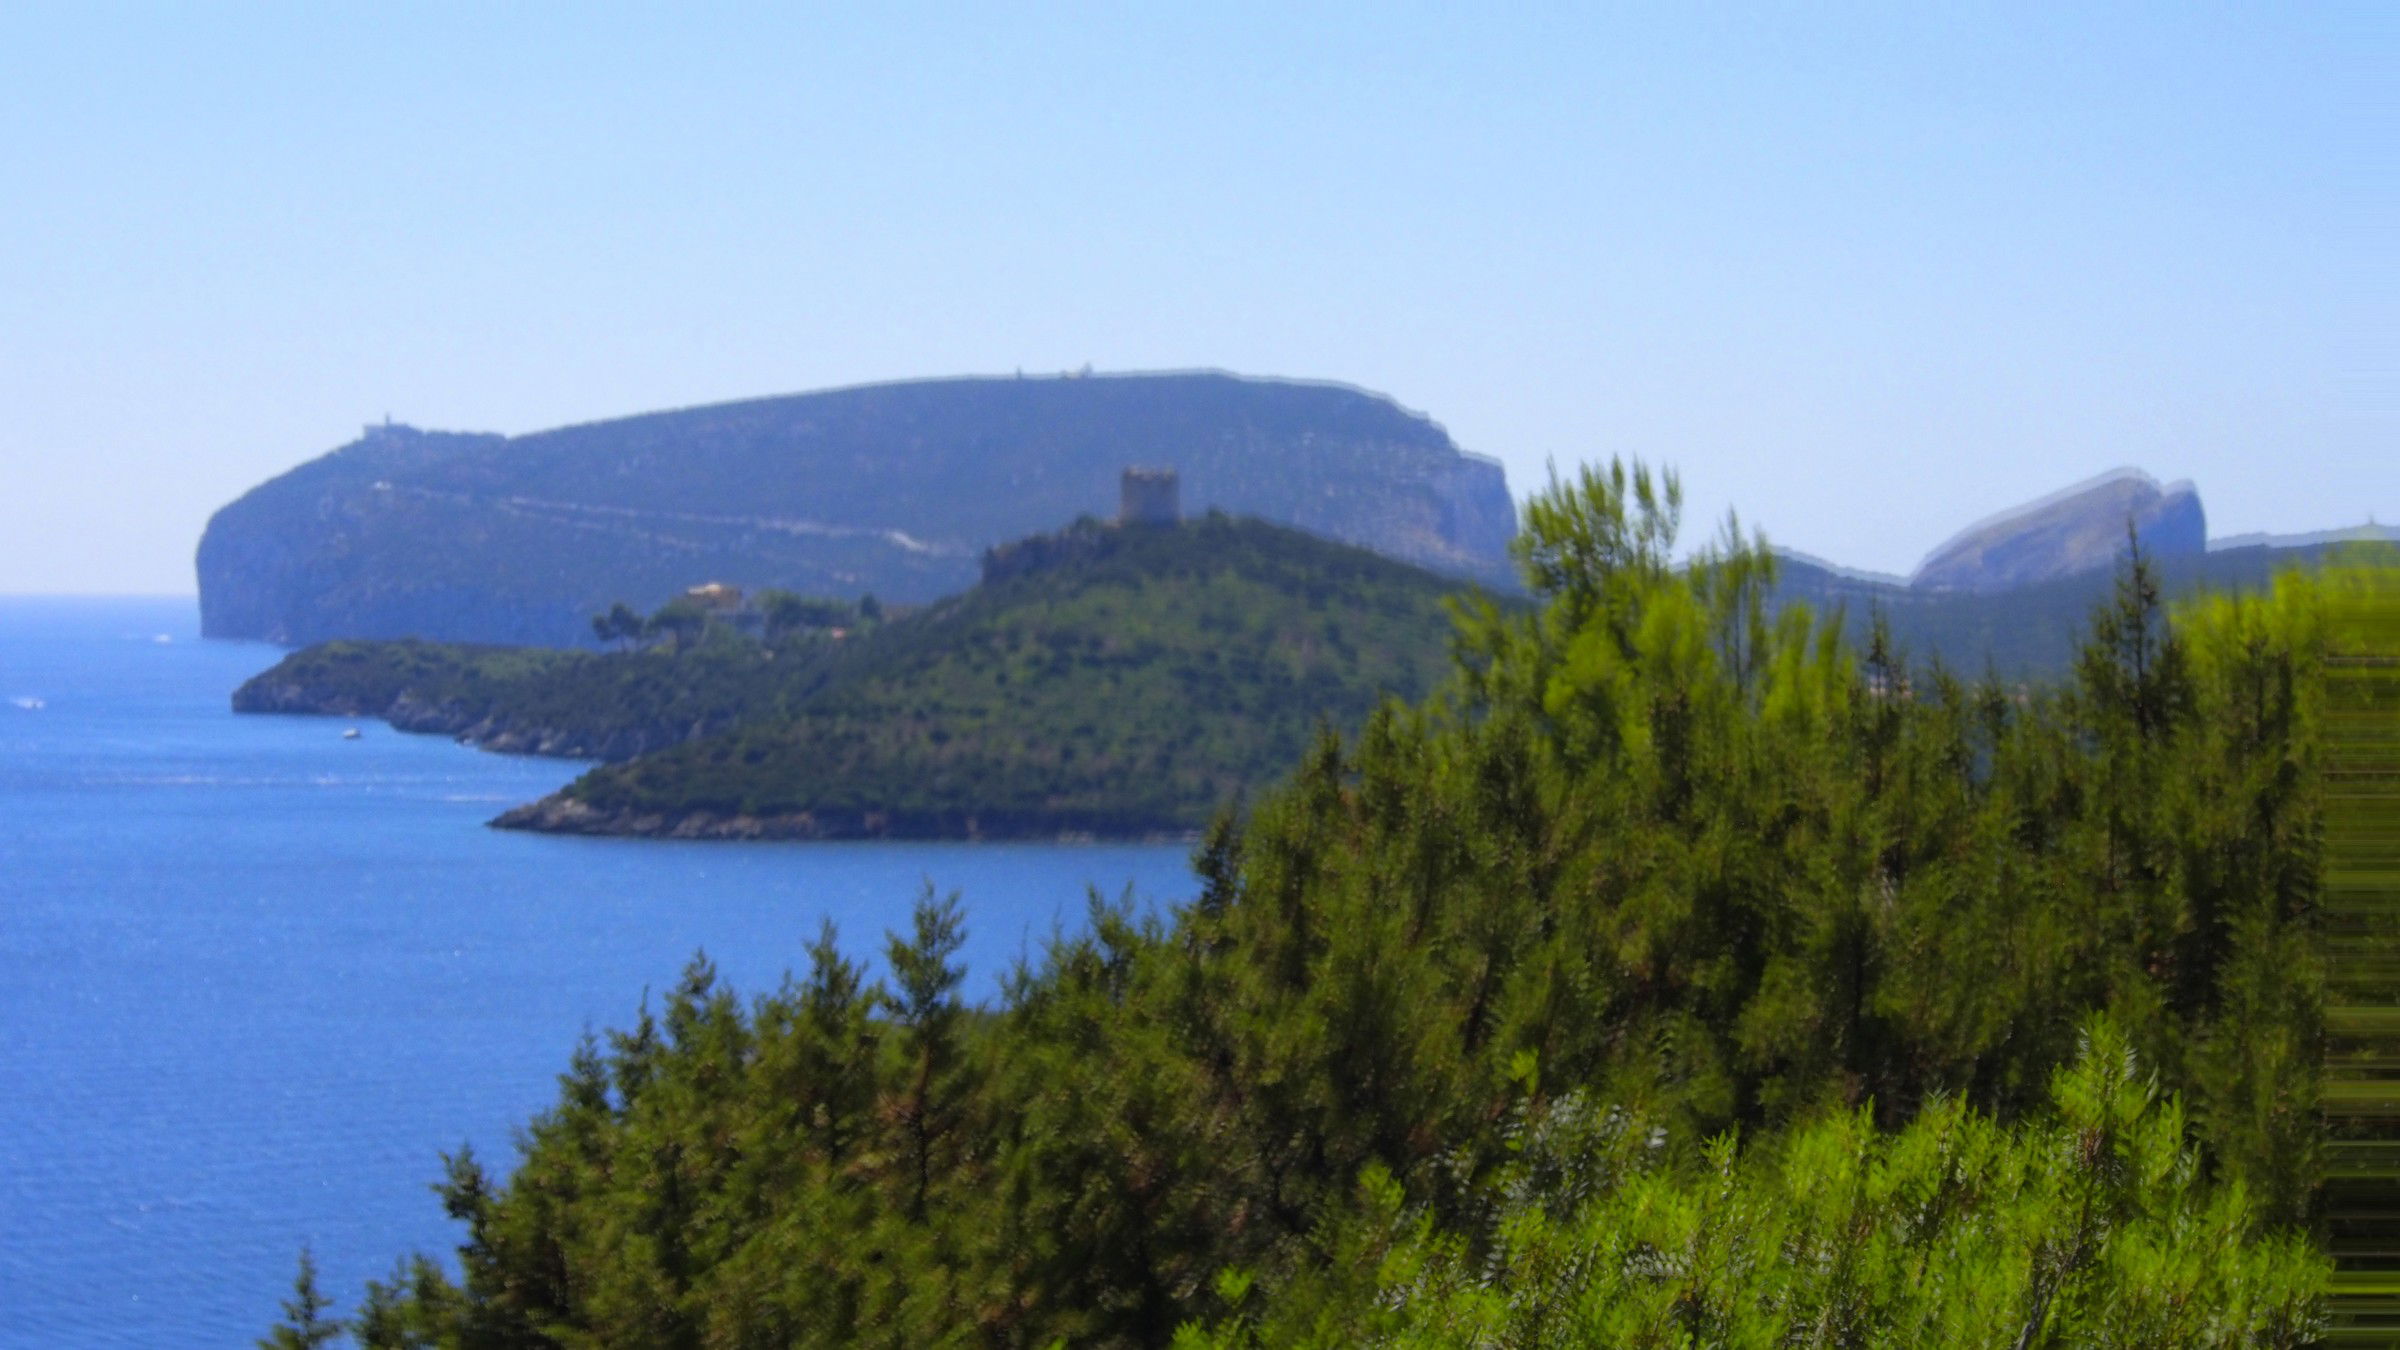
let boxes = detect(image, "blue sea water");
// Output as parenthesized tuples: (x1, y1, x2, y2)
(0, 597, 1193, 1347)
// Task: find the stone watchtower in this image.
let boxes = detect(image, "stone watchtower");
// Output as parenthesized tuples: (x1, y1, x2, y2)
(1119, 467, 1181, 526)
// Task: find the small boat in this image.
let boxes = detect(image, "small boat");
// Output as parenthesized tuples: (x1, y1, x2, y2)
(342, 728, 362, 740)
(9, 696, 42, 711)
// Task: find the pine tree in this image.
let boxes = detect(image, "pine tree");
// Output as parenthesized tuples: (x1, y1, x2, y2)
(885, 885, 968, 1222)
(258, 1246, 341, 1350)
(295, 462, 2347, 1346)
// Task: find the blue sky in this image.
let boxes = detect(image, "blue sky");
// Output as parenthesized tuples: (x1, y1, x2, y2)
(0, 3, 2386, 593)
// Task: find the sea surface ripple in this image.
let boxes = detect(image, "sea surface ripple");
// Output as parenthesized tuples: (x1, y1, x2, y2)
(0, 597, 1191, 1347)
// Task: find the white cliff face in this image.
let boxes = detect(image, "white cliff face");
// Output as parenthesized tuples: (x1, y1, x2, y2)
(1910, 469, 2207, 593)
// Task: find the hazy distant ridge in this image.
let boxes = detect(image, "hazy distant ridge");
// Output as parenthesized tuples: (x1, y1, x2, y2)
(195, 371, 1518, 647)
(2209, 522, 2399, 552)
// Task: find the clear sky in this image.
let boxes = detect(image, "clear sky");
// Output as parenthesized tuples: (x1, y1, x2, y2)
(0, 3, 2386, 594)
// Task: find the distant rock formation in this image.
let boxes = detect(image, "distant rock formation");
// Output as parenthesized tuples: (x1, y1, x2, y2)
(2207, 522, 2399, 552)
(197, 372, 1518, 647)
(1910, 469, 2204, 593)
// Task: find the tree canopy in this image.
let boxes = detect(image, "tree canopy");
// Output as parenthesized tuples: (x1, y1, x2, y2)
(282, 463, 2361, 1346)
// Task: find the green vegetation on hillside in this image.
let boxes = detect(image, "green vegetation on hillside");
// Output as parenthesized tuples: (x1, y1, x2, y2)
(273, 464, 2360, 1347)
(548, 514, 1476, 835)
(232, 623, 838, 760)
(238, 515, 1483, 835)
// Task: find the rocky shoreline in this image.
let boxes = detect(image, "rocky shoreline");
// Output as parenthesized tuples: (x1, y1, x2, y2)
(232, 674, 710, 761)
(490, 793, 1201, 845)
(236, 672, 1197, 844)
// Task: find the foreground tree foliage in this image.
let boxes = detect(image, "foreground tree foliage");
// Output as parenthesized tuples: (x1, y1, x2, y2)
(261, 1247, 343, 1349)
(314, 464, 2337, 1346)
(1183, 1023, 2323, 1348)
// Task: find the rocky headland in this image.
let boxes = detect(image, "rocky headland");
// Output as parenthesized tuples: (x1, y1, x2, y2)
(197, 371, 1518, 648)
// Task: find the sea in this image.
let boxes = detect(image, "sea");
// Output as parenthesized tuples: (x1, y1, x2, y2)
(0, 597, 1194, 1347)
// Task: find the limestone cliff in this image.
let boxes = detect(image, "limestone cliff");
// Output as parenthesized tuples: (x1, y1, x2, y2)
(196, 372, 1518, 647)
(1910, 469, 2204, 593)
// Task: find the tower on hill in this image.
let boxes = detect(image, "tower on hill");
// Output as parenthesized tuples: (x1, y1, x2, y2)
(1120, 467, 1181, 526)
